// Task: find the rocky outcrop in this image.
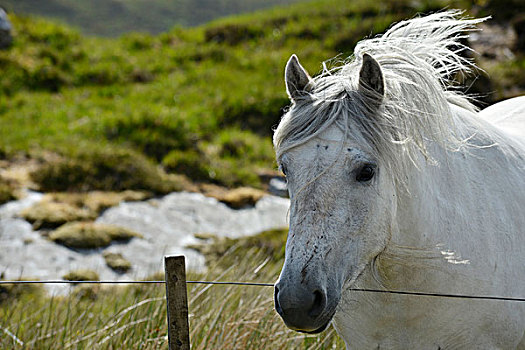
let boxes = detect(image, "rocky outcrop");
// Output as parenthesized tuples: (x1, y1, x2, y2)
(0, 8, 12, 49)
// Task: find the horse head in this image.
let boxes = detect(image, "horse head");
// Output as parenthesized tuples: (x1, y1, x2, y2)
(273, 54, 397, 333)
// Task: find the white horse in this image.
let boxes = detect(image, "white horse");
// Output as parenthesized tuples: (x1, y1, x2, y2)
(273, 11, 525, 349)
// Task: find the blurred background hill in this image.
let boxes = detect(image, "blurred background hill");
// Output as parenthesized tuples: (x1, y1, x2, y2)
(0, 0, 308, 36)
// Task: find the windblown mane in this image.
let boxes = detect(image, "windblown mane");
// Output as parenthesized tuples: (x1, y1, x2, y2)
(273, 10, 490, 185)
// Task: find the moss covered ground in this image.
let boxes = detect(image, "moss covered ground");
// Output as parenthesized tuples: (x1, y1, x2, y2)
(49, 222, 142, 249)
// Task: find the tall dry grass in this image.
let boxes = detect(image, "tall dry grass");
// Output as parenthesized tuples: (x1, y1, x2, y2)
(0, 236, 345, 349)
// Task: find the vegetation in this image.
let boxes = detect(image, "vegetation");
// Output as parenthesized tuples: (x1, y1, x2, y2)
(199, 185, 267, 209)
(0, 177, 16, 204)
(30, 148, 182, 193)
(0, 0, 523, 191)
(0, 280, 45, 305)
(103, 252, 132, 273)
(20, 201, 95, 229)
(1, 0, 307, 36)
(44, 190, 151, 214)
(0, 0, 523, 348)
(0, 228, 349, 349)
(63, 269, 100, 282)
(49, 222, 142, 249)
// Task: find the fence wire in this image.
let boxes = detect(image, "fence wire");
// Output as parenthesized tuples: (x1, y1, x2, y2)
(1, 279, 525, 302)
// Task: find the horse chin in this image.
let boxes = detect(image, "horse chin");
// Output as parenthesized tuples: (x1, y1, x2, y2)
(298, 320, 331, 334)
(286, 308, 336, 334)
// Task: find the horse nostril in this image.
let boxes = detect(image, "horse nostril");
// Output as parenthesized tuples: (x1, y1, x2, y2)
(274, 286, 283, 316)
(308, 289, 326, 318)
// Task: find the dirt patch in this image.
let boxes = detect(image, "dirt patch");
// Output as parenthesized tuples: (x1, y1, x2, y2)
(199, 184, 266, 209)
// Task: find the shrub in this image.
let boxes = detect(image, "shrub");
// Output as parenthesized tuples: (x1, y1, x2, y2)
(62, 269, 100, 282)
(47, 190, 151, 214)
(189, 228, 288, 269)
(49, 222, 142, 249)
(0, 280, 45, 304)
(0, 179, 15, 205)
(76, 61, 127, 85)
(31, 148, 181, 194)
(20, 201, 95, 229)
(162, 149, 211, 181)
(104, 113, 195, 161)
(204, 23, 264, 45)
(103, 252, 132, 273)
(220, 95, 289, 135)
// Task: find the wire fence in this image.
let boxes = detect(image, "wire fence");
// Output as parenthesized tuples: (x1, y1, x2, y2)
(2, 279, 525, 302)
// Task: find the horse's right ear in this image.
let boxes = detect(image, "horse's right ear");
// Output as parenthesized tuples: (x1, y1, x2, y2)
(285, 54, 313, 101)
(358, 53, 384, 103)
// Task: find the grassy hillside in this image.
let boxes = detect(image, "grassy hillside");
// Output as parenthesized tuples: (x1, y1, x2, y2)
(0, 0, 308, 37)
(0, 0, 523, 194)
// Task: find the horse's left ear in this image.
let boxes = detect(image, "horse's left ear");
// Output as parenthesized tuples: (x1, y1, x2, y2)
(358, 53, 384, 101)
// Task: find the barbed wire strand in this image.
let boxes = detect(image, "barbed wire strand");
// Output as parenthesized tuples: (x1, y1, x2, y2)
(1, 280, 525, 302)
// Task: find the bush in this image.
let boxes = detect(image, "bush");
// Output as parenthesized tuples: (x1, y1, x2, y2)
(204, 23, 264, 45)
(162, 149, 211, 181)
(63, 269, 100, 282)
(31, 148, 181, 194)
(220, 95, 289, 135)
(47, 190, 151, 214)
(0, 179, 15, 205)
(162, 128, 274, 187)
(49, 222, 142, 249)
(190, 228, 288, 269)
(103, 252, 132, 273)
(104, 113, 195, 161)
(0, 280, 45, 304)
(20, 201, 95, 229)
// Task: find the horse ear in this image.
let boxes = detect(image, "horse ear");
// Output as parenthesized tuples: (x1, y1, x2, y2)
(358, 53, 384, 102)
(285, 54, 313, 101)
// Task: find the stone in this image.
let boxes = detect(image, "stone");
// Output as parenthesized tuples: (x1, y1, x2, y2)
(0, 8, 13, 50)
(268, 177, 288, 198)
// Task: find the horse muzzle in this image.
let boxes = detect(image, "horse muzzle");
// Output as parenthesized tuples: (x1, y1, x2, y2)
(274, 281, 337, 333)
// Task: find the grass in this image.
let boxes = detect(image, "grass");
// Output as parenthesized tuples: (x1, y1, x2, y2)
(0, 229, 347, 349)
(2, 0, 510, 191)
(103, 252, 132, 273)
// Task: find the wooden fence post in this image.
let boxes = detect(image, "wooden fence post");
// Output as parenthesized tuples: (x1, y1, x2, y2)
(164, 255, 190, 350)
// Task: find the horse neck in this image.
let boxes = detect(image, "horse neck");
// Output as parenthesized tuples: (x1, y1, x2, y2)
(391, 104, 525, 248)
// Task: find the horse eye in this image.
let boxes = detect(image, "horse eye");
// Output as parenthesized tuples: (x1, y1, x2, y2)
(280, 164, 288, 177)
(356, 164, 375, 182)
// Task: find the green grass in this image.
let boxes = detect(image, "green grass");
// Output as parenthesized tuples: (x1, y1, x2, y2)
(0, 229, 347, 349)
(1, 0, 495, 191)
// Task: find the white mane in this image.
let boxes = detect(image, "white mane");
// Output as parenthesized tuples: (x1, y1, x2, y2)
(273, 10, 495, 185)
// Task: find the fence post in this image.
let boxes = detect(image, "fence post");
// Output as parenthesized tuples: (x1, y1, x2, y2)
(164, 255, 190, 350)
